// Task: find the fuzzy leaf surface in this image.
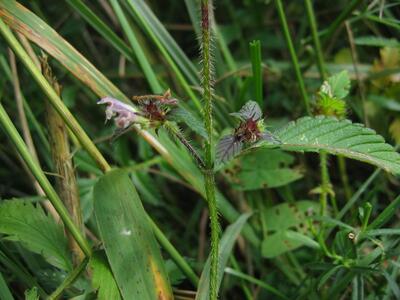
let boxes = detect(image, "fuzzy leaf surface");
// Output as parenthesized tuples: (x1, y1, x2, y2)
(0, 200, 71, 270)
(273, 116, 400, 175)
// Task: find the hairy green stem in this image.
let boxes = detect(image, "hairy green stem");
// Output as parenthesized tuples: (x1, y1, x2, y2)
(0, 103, 92, 256)
(164, 122, 205, 169)
(201, 0, 220, 299)
(275, 0, 310, 115)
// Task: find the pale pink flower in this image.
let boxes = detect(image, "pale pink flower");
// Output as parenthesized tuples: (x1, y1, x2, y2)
(97, 97, 138, 129)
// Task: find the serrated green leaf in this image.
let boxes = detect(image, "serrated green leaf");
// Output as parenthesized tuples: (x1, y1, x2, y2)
(90, 252, 121, 300)
(233, 149, 302, 190)
(320, 71, 350, 99)
(168, 105, 207, 138)
(93, 169, 173, 300)
(0, 200, 71, 270)
(273, 116, 400, 175)
(261, 201, 319, 258)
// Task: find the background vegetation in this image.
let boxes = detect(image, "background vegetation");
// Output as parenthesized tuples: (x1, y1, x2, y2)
(0, 0, 400, 299)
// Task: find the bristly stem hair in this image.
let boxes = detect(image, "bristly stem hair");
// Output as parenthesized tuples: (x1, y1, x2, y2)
(200, 0, 220, 299)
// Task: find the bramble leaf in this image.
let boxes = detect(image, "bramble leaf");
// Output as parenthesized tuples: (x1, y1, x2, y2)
(272, 116, 400, 175)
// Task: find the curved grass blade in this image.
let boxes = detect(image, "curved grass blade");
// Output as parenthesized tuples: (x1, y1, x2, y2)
(125, 0, 199, 85)
(93, 169, 173, 300)
(195, 213, 252, 300)
(0, 0, 128, 102)
(66, 0, 134, 62)
(224, 268, 289, 299)
(0, 272, 14, 300)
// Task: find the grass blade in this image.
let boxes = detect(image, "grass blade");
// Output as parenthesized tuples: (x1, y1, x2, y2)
(66, 0, 134, 62)
(126, 0, 199, 85)
(109, 0, 163, 93)
(0, 272, 14, 300)
(367, 195, 400, 230)
(195, 213, 252, 300)
(224, 268, 289, 299)
(93, 169, 173, 299)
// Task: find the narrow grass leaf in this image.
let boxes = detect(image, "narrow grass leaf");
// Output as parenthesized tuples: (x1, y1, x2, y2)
(195, 213, 252, 300)
(126, 0, 199, 85)
(0, 272, 14, 300)
(66, 0, 134, 62)
(93, 169, 173, 300)
(354, 36, 400, 48)
(224, 267, 288, 300)
(367, 195, 400, 230)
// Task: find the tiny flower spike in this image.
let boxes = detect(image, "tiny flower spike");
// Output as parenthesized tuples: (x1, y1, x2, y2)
(216, 101, 280, 164)
(97, 97, 138, 129)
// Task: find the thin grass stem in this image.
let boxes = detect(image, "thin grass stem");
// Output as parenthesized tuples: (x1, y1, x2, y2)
(275, 0, 311, 115)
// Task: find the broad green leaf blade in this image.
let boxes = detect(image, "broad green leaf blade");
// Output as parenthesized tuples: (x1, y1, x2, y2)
(90, 252, 121, 300)
(195, 213, 252, 300)
(93, 169, 173, 300)
(273, 116, 400, 175)
(233, 149, 303, 190)
(0, 200, 71, 270)
(261, 201, 319, 258)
